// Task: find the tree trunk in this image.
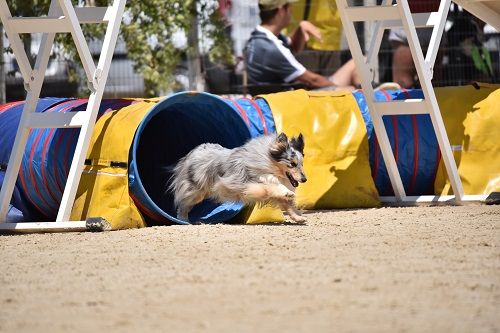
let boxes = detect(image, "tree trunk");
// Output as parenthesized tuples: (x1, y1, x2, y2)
(187, 4, 204, 91)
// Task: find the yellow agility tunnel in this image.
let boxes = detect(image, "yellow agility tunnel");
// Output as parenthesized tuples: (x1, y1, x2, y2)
(1, 85, 498, 229)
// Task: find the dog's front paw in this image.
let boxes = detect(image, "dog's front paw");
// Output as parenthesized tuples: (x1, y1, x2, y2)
(286, 207, 306, 223)
(277, 192, 295, 205)
(283, 190, 295, 202)
(290, 214, 306, 223)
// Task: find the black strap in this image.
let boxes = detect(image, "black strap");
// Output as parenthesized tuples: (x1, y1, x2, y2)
(110, 161, 128, 168)
(84, 159, 128, 168)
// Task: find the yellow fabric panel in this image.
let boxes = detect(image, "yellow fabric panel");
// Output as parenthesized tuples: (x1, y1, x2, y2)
(71, 99, 160, 229)
(230, 204, 285, 225)
(258, 89, 380, 209)
(245, 205, 285, 224)
(72, 165, 145, 230)
(434, 84, 500, 195)
(290, 0, 342, 50)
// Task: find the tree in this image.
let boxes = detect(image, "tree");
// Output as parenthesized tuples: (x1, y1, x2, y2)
(1, 0, 232, 97)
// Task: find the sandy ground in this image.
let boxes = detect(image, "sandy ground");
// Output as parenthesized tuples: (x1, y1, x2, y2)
(0, 204, 499, 333)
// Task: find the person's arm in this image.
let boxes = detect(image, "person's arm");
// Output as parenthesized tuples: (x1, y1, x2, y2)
(288, 21, 322, 54)
(295, 69, 335, 88)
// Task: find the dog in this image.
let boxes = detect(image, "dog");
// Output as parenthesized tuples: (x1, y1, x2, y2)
(168, 132, 307, 223)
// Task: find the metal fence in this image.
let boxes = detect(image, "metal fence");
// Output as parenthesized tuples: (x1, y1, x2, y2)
(3, 2, 499, 101)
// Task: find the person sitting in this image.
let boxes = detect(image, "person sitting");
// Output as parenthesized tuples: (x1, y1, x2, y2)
(243, 0, 359, 92)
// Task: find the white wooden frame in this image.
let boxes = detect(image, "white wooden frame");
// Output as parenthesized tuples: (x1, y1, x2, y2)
(0, 0, 126, 232)
(453, 0, 500, 32)
(335, 0, 478, 204)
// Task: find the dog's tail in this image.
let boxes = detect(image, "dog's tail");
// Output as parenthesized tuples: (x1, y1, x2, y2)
(164, 161, 182, 196)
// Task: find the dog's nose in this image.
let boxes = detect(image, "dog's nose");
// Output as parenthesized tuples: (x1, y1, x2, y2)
(301, 176, 307, 183)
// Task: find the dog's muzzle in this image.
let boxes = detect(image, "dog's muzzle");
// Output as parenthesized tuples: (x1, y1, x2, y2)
(286, 172, 299, 187)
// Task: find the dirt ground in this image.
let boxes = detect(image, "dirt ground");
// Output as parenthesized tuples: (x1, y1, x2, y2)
(0, 204, 499, 333)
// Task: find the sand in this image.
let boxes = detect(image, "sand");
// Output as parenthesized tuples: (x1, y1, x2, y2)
(0, 204, 499, 333)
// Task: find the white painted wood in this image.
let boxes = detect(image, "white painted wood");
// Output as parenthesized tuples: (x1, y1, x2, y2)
(374, 100, 428, 115)
(396, 0, 464, 202)
(336, 0, 467, 204)
(425, 0, 451, 78)
(345, 5, 399, 22)
(338, 0, 406, 200)
(7, 17, 72, 33)
(6, 7, 111, 33)
(380, 194, 488, 203)
(0, 221, 88, 233)
(27, 112, 86, 128)
(453, 0, 500, 31)
(0, 0, 60, 222)
(57, 0, 126, 222)
(0, 0, 126, 232)
(59, 0, 97, 90)
(0, 2, 35, 83)
(366, 0, 393, 78)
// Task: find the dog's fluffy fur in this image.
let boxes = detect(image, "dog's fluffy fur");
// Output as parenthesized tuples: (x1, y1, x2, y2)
(168, 132, 307, 223)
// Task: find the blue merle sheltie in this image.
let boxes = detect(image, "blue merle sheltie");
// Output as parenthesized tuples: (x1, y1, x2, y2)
(168, 133, 307, 223)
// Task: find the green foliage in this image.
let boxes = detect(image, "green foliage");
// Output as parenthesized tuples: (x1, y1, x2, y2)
(3, 0, 233, 97)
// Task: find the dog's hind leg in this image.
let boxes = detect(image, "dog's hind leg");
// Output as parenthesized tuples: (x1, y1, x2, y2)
(176, 191, 206, 222)
(176, 207, 190, 222)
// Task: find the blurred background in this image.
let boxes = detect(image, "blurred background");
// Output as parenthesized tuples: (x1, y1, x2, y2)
(1, 0, 499, 102)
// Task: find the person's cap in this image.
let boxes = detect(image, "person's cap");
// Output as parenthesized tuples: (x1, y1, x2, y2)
(259, 0, 298, 11)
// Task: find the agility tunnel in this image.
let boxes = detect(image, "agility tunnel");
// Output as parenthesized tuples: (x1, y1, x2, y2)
(0, 92, 276, 227)
(1, 85, 499, 228)
(352, 88, 440, 196)
(1, 98, 68, 222)
(125, 93, 275, 226)
(352, 84, 500, 197)
(0, 98, 137, 222)
(253, 84, 499, 207)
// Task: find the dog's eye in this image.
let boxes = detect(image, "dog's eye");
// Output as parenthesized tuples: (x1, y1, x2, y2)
(289, 162, 297, 168)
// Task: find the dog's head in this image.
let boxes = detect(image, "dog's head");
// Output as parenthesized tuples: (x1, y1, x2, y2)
(269, 132, 307, 187)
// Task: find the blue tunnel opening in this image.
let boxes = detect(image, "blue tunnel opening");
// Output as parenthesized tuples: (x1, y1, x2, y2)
(129, 92, 252, 225)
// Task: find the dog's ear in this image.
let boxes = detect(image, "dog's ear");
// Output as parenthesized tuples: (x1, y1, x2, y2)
(276, 132, 288, 143)
(270, 133, 289, 160)
(290, 133, 305, 155)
